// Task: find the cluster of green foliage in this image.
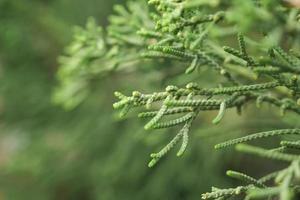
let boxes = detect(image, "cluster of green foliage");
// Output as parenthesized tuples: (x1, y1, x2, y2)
(1, 0, 233, 199)
(56, 0, 300, 199)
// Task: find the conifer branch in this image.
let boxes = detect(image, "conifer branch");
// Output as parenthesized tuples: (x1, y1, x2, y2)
(215, 129, 300, 149)
(57, 0, 300, 198)
(226, 170, 266, 188)
(236, 144, 300, 162)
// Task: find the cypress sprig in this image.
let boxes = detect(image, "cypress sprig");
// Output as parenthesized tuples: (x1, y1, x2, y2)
(274, 46, 300, 67)
(137, 28, 162, 38)
(259, 58, 300, 74)
(201, 186, 251, 200)
(223, 46, 244, 60)
(281, 141, 300, 149)
(138, 107, 193, 118)
(236, 144, 300, 162)
(58, 1, 300, 199)
(177, 128, 189, 157)
(190, 31, 208, 50)
(113, 81, 284, 113)
(223, 42, 256, 67)
(226, 170, 266, 188)
(270, 146, 287, 153)
(146, 92, 160, 109)
(212, 101, 226, 125)
(179, 15, 215, 28)
(148, 119, 193, 167)
(253, 66, 282, 75)
(257, 95, 300, 115)
(194, 81, 280, 96)
(166, 99, 222, 107)
(237, 33, 256, 66)
(113, 98, 131, 109)
(148, 130, 182, 167)
(181, 12, 225, 28)
(142, 51, 184, 60)
(237, 33, 247, 56)
(152, 112, 194, 129)
(185, 56, 199, 74)
(144, 102, 169, 130)
(119, 104, 131, 117)
(215, 129, 300, 149)
(148, 45, 195, 59)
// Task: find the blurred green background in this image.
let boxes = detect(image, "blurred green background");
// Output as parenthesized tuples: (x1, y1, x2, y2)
(0, 0, 293, 199)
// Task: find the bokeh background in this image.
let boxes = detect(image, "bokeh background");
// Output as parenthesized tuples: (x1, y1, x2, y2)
(0, 0, 295, 199)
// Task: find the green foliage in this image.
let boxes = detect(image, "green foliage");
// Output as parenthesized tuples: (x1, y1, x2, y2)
(215, 129, 300, 149)
(0, 1, 234, 199)
(226, 170, 266, 188)
(55, 0, 154, 109)
(56, 0, 300, 199)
